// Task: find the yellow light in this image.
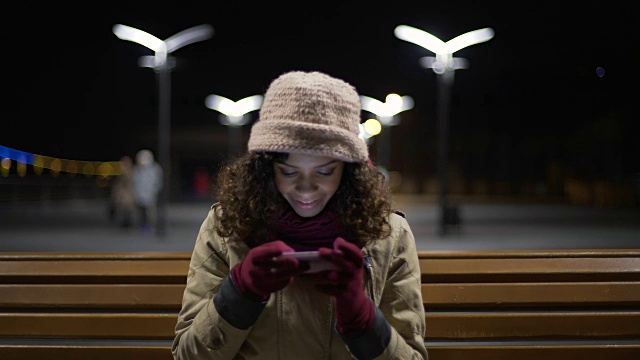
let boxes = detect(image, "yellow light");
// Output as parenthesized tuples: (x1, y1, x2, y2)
(66, 160, 78, 177)
(97, 162, 114, 179)
(33, 155, 44, 175)
(364, 118, 382, 136)
(83, 162, 95, 177)
(17, 162, 26, 177)
(0, 158, 10, 177)
(385, 94, 403, 110)
(50, 158, 62, 177)
(96, 177, 110, 188)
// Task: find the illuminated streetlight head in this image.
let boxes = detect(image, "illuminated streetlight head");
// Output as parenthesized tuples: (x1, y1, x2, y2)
(165, 24, 214, 52)
(205, 94, 264, 126)
(113, 23, 213, 70)
(395, 25, 494, 73)
(394, 25, 494, 55)
(445, 28, 495, 53)
(360, 94, 414, 125)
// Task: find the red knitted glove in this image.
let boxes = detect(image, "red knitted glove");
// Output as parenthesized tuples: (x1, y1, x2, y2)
(231, 240, 308, 301)
(315, 237, 375, 337)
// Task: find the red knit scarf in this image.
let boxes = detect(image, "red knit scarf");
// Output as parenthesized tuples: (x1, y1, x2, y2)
(264, 204, 349, 251)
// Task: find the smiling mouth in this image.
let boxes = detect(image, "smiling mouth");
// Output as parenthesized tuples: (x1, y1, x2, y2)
(294, 199, 319, 209)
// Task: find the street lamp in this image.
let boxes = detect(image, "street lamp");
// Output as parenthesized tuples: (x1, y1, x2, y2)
(394, 25, 494, 236)
(360, 93, 414, 171)
(113, 23, 213, 237)
(204, 94, 264, 158)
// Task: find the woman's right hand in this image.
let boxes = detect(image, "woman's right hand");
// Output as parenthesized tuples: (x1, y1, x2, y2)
(231, 240, 308, 300)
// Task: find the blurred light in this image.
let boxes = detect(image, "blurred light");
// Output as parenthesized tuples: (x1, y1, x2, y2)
(205, 94, 264, 126)
(445, 28, 495, 53)
(33, 155, 44, 175)
(394, 25, 446, 54)
(66, 160, 79, 177)
(364, 118, 382, 136)
(50, 158, 62, 177)
(17, 161, 26, 177)
(97, 162, 114, 179)
(83, 162, 95, 177)
(0, 145, 122, 178)
(113, 24, 167, 67)
(164, 24, 214, 52)
(113, 24, 213, 70)
(360, 94, 414, 125)
(96, 177, 110, 188)
(396, 25, 494, 74)
(113, 24, 165, 51)
(1, 158, 10, 177)
(596, 67, 605, 77)
(394, 25, 494, 54)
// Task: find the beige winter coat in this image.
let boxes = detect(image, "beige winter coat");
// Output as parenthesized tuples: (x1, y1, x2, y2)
(172, 204, 428, 360)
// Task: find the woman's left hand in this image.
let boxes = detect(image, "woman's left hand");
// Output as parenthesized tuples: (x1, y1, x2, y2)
(314, 237, 375, 337)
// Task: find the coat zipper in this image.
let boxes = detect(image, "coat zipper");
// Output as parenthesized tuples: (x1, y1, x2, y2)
(364, 255, 374, 300)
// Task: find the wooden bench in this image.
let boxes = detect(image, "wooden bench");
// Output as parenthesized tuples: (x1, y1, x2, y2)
(1, 249, 639, 359)
(0, 252, 191, 360)
(419, 249, 640, 359)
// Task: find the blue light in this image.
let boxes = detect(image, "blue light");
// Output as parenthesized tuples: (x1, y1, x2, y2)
(0, 145, 35, 165)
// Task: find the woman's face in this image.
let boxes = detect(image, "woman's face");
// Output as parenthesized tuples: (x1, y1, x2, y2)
(273, 153, 344, 217)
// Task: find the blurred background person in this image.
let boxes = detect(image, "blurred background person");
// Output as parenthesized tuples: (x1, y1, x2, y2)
(108, 155, 135, 228)
(132, 149, 163, 235)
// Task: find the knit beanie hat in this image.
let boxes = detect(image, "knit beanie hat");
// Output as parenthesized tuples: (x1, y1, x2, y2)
(247, 71, 368, 163)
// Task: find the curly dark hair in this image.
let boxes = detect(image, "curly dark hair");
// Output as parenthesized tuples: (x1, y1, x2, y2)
(213, 152, 392, 248)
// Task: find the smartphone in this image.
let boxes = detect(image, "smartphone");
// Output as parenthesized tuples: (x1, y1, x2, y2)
(279, 251, 335, 273)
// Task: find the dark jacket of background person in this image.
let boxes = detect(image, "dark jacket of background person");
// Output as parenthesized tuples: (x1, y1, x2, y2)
(109, 155, 135, 227)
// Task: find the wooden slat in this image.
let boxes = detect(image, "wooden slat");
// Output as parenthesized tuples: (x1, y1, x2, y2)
(0, 313, 178, 339)
(418, 249, 640, 259)
(0, 260, 190, 284)
(422, 282, 640, 308)
(2, 344, 639, 360)
(425, 312, 640, 340)
(0, 284, 185, 309)
(0, 346, 174, 360)
(425, 345, 640, 360)
(419, 257, 640, 282)
(2, 250, 639, 359)
(0, 252, 192, 261)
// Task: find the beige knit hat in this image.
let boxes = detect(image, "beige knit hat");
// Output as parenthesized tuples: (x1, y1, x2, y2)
(247, 71, 368, 163)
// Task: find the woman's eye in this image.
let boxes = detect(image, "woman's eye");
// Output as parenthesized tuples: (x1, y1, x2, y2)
(318, 169, 334, 176)
(279, 168, 297, 176)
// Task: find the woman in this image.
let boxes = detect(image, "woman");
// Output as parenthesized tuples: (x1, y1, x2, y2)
(172, 71, 427, 359)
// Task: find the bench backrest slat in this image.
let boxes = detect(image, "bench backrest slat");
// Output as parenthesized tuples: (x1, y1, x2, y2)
(0, 313, 177, 339)
(423, 282, 640, 308)
(426, 345, 640, 360)
(0, 346, 174, 360)
(0, 284, 185, 309)
(426, 311, 640, 340)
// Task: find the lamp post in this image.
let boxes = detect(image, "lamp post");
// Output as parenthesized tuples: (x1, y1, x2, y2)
(394, 25, 494, 236)
(360, 94, 414, 171)
(113, 24, 213, 237)
(205, 94, 264, 158)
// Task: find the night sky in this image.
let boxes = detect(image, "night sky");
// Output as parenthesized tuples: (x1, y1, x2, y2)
(2, 1, 638, 187)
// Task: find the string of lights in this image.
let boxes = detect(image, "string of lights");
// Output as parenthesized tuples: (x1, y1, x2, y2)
(0, 145, 122, 179)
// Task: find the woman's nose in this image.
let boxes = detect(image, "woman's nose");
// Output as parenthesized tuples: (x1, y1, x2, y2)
(295, 175, 318, 192)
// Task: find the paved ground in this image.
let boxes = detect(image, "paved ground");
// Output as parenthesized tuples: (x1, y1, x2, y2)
(1, 195, 639, 252)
